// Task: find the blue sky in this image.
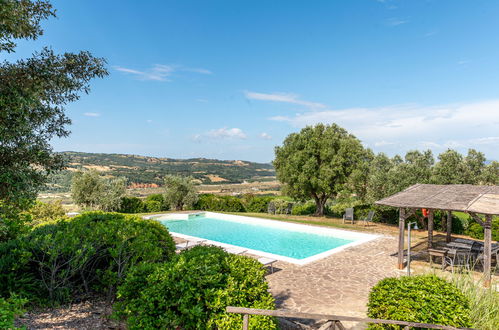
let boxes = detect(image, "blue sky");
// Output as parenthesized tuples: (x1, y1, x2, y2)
(5, 0, 499, 162)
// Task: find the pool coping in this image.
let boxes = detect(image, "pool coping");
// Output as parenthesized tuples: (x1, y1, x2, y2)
(144, 211, 381, 265)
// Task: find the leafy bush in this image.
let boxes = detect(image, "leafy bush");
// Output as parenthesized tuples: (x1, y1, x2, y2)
(243, 195, 275, 213)
(194, 194, 246, 212)
(291, 202, 316, 215)
(143, 200, 161, 213)
(466, 218, 499, 241)
(119, 196, 145, 213)
(268, 199, 293, 214)
(145, 194, 169, 211)
(115, 246, 276, 329)
(0, 295, 27, 330)
(367, 274, 472, 329)
(0, 212, 175, 304)
(25, 200, 66, 225)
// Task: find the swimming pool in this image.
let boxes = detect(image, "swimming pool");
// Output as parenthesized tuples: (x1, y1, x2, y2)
(148, 212, 378, 265)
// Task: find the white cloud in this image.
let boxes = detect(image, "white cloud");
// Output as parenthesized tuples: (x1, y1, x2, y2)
(270, 99, 499, 157)
(385, 18, 408, 26)
(114, 64, 212, 81)
(193, 127, 247, 142)
(260, 132, 272, 140)
(245, 91, 326, 109)
(84, 112, 100, 117)
(146, 119, 153, 123)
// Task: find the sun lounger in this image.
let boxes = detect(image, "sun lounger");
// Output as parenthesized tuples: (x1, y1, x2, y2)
(258, 257, 277, 273)
(224, 247, 247, 255)
(175, 239, 206, 251)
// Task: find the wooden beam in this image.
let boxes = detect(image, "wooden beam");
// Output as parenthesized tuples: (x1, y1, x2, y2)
(242, 314, 249, 330)
(446, 211, 452, 243)
(484, 215, 492, 288)
(398, 208, 406, 269)
(468, 212, 485, 227)
(428, 209, 434, 249)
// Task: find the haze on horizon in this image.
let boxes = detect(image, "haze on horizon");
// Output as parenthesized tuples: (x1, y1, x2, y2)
(6, 0, 499, 162)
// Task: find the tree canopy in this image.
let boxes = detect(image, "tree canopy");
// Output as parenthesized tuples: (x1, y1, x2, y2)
(273, 123, 367, 216)
(0, 0, 108, 210)
(163, 175, 198, 211)
(71, 170, 126, 211)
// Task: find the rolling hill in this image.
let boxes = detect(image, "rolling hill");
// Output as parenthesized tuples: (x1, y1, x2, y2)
(43, 152, 276, 192)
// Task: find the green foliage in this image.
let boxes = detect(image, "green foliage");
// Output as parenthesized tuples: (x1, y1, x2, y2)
(119, 196, 145, 214)
(145, 193, 169, 211)
(268, 199, 293, 214)
(25, 200, 66, 226)
(291, 201, 316, 215)
(274, 123, 367, 216)
(163, 175, 198, 211)
(0, 202, 31, 242)
(465, 218, 499, 241)
(0, 212, 175, 304)
(0, 12, 107, 209)
(367, 275, 472, 329)
(243, 195, 275, 213)
(115, 246, 276, 330)
(194, 194, 246, 212)
(449, 271, 499, 330)
(143, 200, 161, 212)
(0, 295, 27, 330)
(71, 170, 126, 211)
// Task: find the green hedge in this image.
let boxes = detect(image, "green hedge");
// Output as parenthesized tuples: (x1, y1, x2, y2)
(0, 212, 176, 304)
(0, 295, 27, 330)
(465, 218, 499, 241)
(367, 274, 472, 329)
(119, 196, 145, 213)
(115, 245, 277, 329)
(194, 194, 246, 212)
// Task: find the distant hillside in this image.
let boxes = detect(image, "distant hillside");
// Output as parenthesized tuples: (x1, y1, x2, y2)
(43, 152, 275, 192)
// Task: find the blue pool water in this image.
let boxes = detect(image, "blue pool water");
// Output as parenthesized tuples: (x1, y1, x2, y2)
(159, 216, 354, 259)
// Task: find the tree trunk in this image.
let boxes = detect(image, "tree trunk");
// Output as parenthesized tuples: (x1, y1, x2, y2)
(313, 195, 328, 216)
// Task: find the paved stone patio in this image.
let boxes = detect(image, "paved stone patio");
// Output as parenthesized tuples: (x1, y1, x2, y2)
(265, 236, 400, 318)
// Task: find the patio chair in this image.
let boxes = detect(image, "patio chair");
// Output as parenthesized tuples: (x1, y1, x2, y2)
(444, 247, 473, 271)
(258, 257, 277, 274)
(363, 210, 375, 226)
(342, 208, 354, 224)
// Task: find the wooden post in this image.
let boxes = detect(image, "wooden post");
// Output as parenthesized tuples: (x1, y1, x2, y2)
(427, 209, 434, 249)
(446, 211, 452, 243)
(398, 208, 406, 269)
(484, 215, 492, 288)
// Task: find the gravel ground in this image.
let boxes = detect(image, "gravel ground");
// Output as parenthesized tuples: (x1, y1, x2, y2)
(15, 299, 124, 330)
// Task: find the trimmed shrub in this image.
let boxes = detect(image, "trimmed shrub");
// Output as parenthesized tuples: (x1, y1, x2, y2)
(243, 195, 275, 213)
(115, 246, 276, 329)
(119, 196, 145, 213)
(194, 194, 246, 212)
(466, 218, 499, 241)
(291, 202, 316, 215)
(367, 274, 472, 329)
(143, 200, 161, 213)
(0, 212, 175, 304)
(145, 194, 169, 211)
(0, 295, 27, 330)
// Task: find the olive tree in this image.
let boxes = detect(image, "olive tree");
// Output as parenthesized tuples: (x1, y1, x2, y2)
(163, 175, 198, 211)
(71, 170, 126, 211)
(0, 0, 108, 211)
(273, 124, 367, 216)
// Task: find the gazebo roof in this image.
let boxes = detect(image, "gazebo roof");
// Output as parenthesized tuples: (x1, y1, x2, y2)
(375, 184, 499, 215)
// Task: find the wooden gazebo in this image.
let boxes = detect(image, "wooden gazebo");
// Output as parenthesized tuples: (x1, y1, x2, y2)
(376, 184, 499, 286)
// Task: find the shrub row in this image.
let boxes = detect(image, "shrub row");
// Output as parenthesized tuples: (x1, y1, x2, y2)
(114, 245, 277, 329)
(368, 274, 472, 329)
(0, 212, 176, 304)
(119, 194, 169, 213)
(465, 218, 499, 241)
(194, 194, 275, 213)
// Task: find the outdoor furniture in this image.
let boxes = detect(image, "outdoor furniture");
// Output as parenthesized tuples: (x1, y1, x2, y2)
(175, 239, 206, 251)
(224, 247, 247, 255)
(342, 208, 354, 224)
(363, 210, 375, 226)
(258, 257, 277, 274)
(444, 248, 473, 271)
(428, 248, 447, 270)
